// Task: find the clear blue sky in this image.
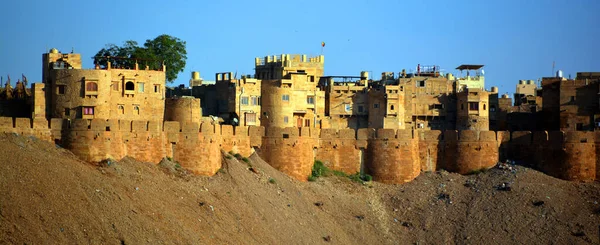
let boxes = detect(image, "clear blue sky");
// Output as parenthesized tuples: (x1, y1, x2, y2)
(1, 0, 598, 95)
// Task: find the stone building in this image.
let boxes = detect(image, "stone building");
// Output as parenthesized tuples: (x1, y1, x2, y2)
(495, 93, 512, 131)
(397, 67, 455, 130)
(513, 80, 539, 106)
(456, 88, 490, 130)
(171, 55, 502, 132)
(542, 72, 600, 131)
(367, 78, 405, 129)
(455, 64, 485, 91)
(41, 49, 167, 121)
(319, 73, 369, 129)
(182, 54, 327, 128)
(215, 72, 262, 126)
(257, 54, 326, 128)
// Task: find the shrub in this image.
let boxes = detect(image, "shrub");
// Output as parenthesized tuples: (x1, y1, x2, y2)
(174, 163, 181, 169)
(308, 160, 372, 184)
(348, 173, 373, 183)
(361, 174, 373, 182)
(228, 150, 235, 155)
(468, 168, 488, 175)
(348, 173, 362, 183)
(225, 155, 233, 159)
(233, 153, 243, 160)
(332, 170, 347, 177)
(311, 160, 330, 178)
(268, 178, 276, 184)
(166, 157, 173, 161)
(242, 157, 250, 163)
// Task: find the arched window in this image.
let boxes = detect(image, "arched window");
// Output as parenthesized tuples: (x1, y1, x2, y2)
(125, 81, 135, 91)
(118, 105, 125, 114)
(483, 104, 487, 110)
(86, 82, 98, 91)
(391, 105, 395, 110)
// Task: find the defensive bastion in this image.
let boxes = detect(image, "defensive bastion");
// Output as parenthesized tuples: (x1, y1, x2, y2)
(0, 116, 597, 183)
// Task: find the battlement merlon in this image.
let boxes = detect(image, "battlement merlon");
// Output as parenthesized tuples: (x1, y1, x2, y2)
(255, 54, 324, 67)
(42, 49, 166, 82)
(253, 54, 324, 80)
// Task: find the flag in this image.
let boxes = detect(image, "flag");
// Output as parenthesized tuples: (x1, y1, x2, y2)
(321, 42, 325, 47)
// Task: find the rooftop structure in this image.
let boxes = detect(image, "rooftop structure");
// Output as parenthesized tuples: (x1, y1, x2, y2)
(41, 49, 167, 121)
(456, 64, 485, 91)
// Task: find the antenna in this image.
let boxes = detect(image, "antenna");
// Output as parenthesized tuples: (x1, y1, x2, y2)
(552, 61, 555, 76)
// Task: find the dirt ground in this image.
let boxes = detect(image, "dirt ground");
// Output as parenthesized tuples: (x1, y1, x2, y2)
(0, 132, 599, 244)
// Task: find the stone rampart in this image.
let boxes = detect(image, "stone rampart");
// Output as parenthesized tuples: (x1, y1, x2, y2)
(0, 117, 53, 141)
(366, 129, 420, 184)
(259, 127, 318, 181)
(0, 116, 596, 183)
(451, 130, 499, 174)
(418, 130, 443, 172)
(316, 128, 362, 175)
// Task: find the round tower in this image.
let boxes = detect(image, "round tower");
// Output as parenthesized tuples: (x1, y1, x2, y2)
(366, 129, 420, 183)
(260, 82, 294, 128)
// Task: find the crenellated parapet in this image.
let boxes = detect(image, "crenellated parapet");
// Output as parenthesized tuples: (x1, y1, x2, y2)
(316, 128, 365, 175)
(366, 129, 421, 184)
(0, 115, 597, 183)
(0, 117, 53, 141)
(448, 130, 499, 174)
(514, 131, 597, 182)
(259, 127, 319, 181)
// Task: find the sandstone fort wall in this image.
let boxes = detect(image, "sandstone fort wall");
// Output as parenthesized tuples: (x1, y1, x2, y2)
(0, 116, 597, 183)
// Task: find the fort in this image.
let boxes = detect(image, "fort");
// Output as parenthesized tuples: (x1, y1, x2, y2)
(0, 49, 598, 184)
(0, 117, 597, 183)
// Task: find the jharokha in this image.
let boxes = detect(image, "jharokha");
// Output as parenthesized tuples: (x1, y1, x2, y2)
(1, 49, 599, 183)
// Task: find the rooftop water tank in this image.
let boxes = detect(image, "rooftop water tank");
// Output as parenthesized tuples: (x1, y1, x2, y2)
(557, 70, 563, 78)
(519, 80, 525, 85)
(192, 71, 200, 80)
(491, 86, 499, 93)
(360, 71, 369, 80)
(50, 48, 59, 54)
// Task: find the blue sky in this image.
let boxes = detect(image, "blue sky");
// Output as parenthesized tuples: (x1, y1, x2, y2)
(1, 0, 598, 95)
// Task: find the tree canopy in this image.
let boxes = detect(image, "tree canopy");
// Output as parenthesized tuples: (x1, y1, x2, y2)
(93, 35, 187, 83)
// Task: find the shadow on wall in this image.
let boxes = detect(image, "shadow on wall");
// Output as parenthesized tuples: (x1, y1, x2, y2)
(507, 130, 596, 182)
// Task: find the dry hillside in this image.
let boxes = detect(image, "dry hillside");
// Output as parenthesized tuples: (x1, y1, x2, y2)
(0, 132, 599, 244)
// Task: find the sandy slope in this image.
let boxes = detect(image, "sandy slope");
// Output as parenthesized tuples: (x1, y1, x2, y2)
(0, 132, 598, 244)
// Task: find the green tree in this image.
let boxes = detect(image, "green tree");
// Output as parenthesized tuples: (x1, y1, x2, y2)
(92, 35, 187, 83)
(142, 35, 187, 83)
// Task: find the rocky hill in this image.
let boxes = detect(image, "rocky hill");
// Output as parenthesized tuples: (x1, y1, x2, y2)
(0, 132, 598, 244)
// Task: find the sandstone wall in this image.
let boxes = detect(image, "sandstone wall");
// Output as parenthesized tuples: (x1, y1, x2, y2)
(366, 129, 420, 184)
(316, 128, 363, 175)
(165, 97, 201, 124)
(0, 117, 53, 141)
(509, 130, 596, 182)
(0, 115, 596, 182)
(418, 130, 442, 172)
(259, 127, 318, 181)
